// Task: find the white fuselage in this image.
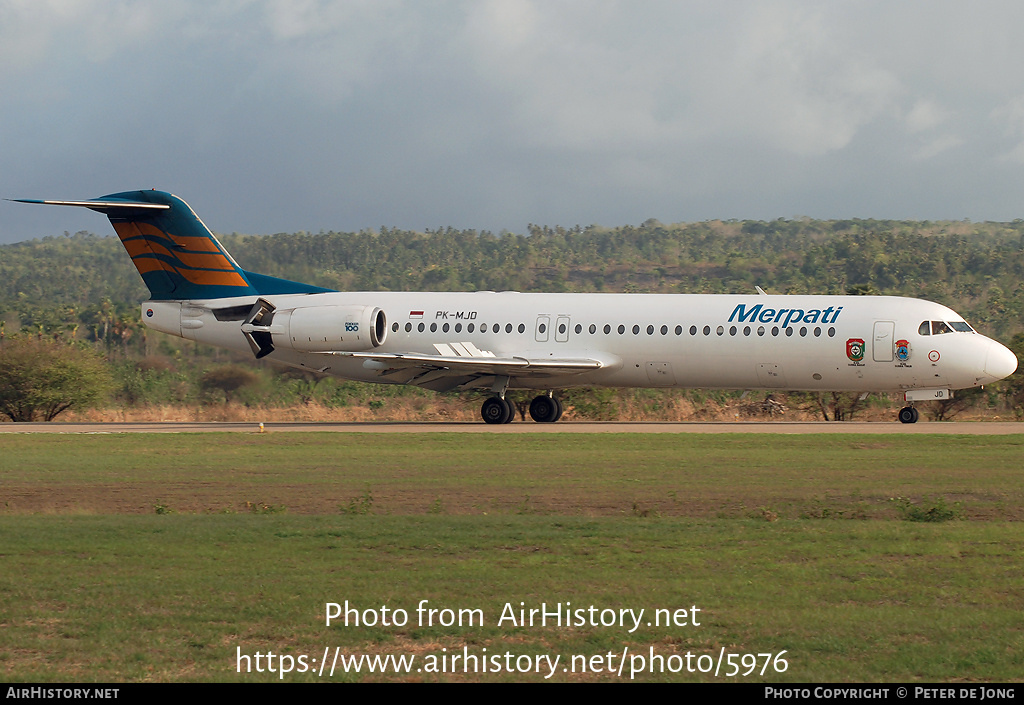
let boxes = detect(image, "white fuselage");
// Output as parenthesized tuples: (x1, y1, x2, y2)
(142, 291, 1017, 396)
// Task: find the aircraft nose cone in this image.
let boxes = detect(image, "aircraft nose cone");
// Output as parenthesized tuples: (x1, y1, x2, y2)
(984, 340, 1018, 381)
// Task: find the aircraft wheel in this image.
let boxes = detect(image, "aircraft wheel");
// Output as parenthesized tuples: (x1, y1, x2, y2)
(898, 406, 918, 424)
(529, 395, 560, 423)
(482, 397, 513, 424)
(502, 397, 516, 423)
(552, 397, 563, 422)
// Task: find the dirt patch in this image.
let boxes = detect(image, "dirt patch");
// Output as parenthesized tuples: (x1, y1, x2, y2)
(5, 482, 1018, 520)
(1, 482, 726, 517)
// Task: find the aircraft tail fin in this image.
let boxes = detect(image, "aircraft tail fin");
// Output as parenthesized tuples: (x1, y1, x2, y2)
(11, 190, 331, 300)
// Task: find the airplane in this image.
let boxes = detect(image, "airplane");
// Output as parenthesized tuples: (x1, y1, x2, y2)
(12, 190, 1018, 425)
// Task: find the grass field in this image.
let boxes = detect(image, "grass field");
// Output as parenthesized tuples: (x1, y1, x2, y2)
(1, 433, 1022, 682)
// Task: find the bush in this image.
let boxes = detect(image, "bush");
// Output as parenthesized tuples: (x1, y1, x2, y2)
(0, 337, 112, 421)
(200, 365, 260, 404)
(889, 495, 964, 522)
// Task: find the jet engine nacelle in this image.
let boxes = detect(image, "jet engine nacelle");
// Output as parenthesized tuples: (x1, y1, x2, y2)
(274, 305, 388, 352)
(241, 299, 387, 358)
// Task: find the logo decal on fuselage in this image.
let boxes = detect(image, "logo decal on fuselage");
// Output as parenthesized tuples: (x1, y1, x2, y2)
(847, 338, 865, 362)
(895, 339, 911, 362)
(728, 303, 842, 328)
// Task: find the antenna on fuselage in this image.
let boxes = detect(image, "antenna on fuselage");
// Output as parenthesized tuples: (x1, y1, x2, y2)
(755, 286, 768, 296)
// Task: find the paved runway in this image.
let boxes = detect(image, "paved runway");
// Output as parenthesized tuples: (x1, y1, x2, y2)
(1, 421, 1022, 434)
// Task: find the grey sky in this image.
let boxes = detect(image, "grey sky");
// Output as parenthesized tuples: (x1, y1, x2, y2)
(4, 0, 1024, 244)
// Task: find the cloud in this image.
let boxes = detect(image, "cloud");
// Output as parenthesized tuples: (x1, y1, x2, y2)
(905, 100, 949, 134)
(991, 95, 1024, 164)
(7, 0, 1024, 244)
(456, 1, 906, 158)
(902, 100, 962, 160)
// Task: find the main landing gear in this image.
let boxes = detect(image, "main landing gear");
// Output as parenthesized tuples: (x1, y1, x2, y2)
(481, 396, 516, 424)
(480, 393, 564, 424)
(898, 406, 920, 424)
(528, 394, 563, 423)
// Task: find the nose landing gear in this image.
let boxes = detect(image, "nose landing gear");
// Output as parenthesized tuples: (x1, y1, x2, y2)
(898, 406, 920, 424)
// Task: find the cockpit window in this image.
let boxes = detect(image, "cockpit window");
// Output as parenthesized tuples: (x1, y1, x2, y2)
(920, 320, 973, 335)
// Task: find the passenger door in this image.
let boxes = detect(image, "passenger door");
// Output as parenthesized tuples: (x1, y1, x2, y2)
(873, 321, 894, 362)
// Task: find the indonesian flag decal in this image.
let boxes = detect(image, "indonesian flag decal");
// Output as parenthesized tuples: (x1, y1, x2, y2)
(409, 311, 424, 319)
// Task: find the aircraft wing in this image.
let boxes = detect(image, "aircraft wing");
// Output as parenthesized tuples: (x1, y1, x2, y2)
(315, 342, 615, 391)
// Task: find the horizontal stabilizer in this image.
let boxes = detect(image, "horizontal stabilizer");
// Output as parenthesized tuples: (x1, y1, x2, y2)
(9, 198, 170, 213)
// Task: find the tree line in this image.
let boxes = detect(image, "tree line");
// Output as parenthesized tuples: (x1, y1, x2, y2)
(4, 218, 1024, 339)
